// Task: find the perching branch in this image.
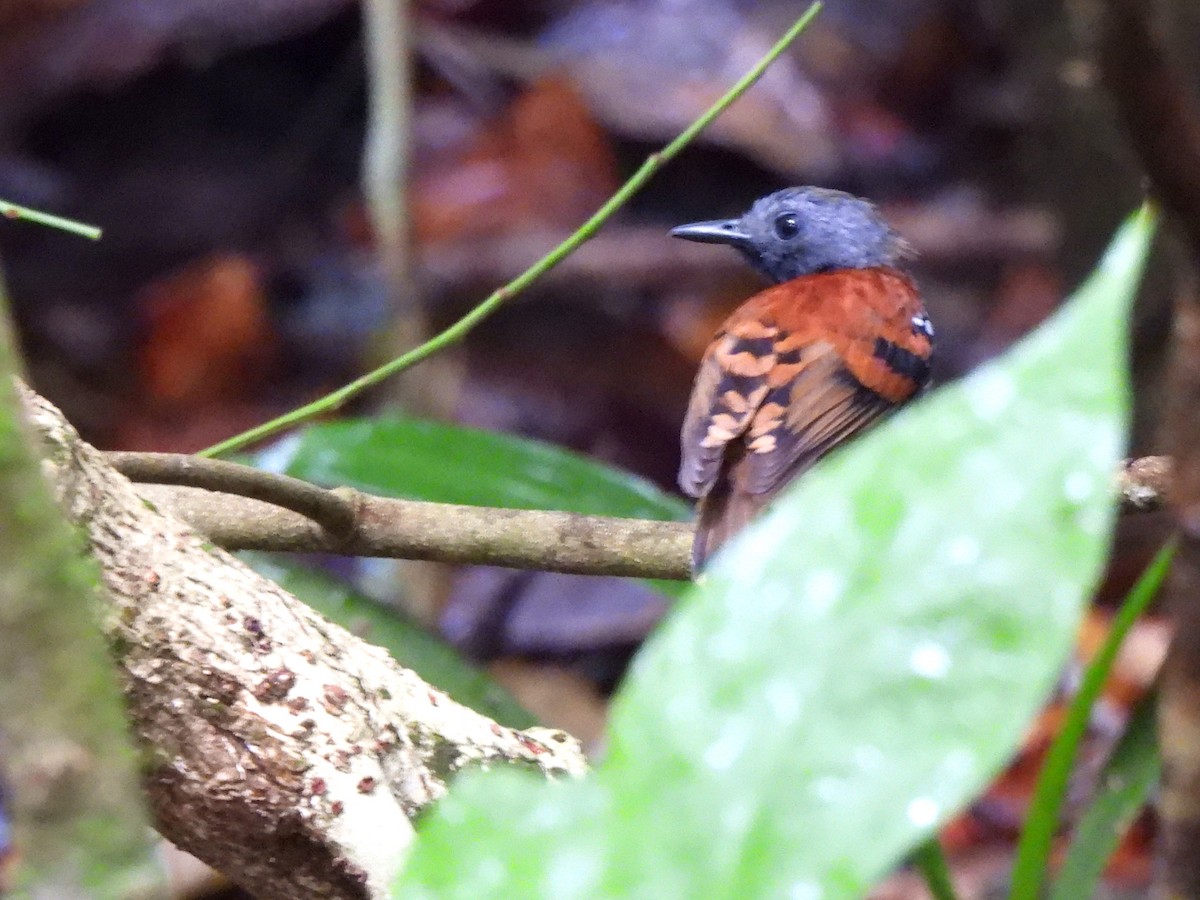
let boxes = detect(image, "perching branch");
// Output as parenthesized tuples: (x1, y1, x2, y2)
(108, 449, 692, 579)
(20, 385, 587, 900)
(198, 2, 824, 458)
(137, 482, 695, 580)
(104, 448, 1169, 587)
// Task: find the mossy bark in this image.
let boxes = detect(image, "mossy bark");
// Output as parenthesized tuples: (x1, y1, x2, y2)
(0, 280, 164, 896)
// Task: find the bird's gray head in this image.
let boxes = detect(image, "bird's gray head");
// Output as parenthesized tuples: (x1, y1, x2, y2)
(670, 187, 908, 284)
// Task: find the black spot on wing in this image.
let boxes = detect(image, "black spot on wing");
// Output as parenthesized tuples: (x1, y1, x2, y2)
(740, 356, 895, 495)
(678, 332, 776, 499)
(872, 337, 931, 387)
(734, 336, 776, 358)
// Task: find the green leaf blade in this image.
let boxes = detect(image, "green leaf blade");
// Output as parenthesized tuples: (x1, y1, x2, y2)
(395, 210, 1153, 899)
(596, 209, 1151, 896)
(265, 418, 688, 522)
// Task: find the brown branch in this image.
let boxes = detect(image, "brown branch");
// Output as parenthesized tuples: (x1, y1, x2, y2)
(107, 450, 1168, 587)
(19, 385, 587, 900)
(107, 451, 357, 536)
(1099, 1, 1200, 896)
(107, 450, 696, 580)
(143, 485, 694, 580)
(1117, 454, 1172, 513)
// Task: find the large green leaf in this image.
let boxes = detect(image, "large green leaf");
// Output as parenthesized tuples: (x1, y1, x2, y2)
(393, 210, 1152, 898)
(243, 554, 536, 729)
(263, 417, 688, 522)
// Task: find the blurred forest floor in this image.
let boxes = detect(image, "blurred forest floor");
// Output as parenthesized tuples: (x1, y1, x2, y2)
(0, 0, 1188, 896)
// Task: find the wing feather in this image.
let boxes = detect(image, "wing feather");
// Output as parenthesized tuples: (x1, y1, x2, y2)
(678, 330, 774, 497)
(740, 343, 892, 494)
(679, 267, 933, 566)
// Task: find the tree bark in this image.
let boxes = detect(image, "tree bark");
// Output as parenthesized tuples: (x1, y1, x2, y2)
(0, 304, 163, 895)
(1099, 0, 1200, 894)
(17, 384, 586, 900)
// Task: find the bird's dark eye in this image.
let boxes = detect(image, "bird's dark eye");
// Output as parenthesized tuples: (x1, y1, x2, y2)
(773, 213, 799, 240)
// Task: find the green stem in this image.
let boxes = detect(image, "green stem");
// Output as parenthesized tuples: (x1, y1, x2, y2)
(1008, 541, 1175, 900)
(912, 838, 959, 900)
(200, 1, 823, 458)
(1049, 689, 1160, 900)
(0, 200, 102, 240)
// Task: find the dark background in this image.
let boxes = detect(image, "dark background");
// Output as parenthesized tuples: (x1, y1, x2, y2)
(0, 1, 1184, 893)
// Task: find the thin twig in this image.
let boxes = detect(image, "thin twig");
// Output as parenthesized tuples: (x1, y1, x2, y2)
(197, 2, 824, 458)
(362, 0, 412, 292)
(362, 0, 445, 420)
(107, 451, 357, 537)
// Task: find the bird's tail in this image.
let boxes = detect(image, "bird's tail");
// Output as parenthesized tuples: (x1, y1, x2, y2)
(692, 487, 770, 571)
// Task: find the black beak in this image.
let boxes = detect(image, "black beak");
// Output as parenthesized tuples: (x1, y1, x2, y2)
(669, 218, 752, 247)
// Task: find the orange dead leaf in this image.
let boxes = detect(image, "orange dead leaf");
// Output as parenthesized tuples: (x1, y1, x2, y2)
(412, 76, 619, 246)
(135, 254, 274, 407)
